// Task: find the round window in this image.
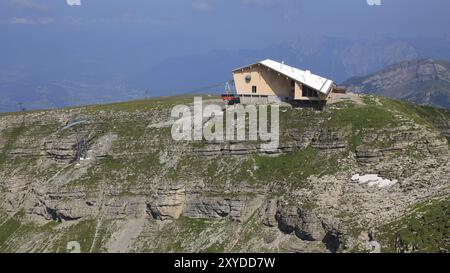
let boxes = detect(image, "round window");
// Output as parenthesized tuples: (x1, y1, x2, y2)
(245, 75, 252, 83)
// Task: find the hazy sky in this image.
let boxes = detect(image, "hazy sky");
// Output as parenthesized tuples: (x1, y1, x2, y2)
(1, 0, 449, 64)
(0, 0, 449, 111)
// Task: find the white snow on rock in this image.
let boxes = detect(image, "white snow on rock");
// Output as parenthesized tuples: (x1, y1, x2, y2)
(351, 174, 397, 188)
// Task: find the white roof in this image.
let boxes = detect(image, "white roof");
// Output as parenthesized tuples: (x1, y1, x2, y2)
(234, 59, 334, 95)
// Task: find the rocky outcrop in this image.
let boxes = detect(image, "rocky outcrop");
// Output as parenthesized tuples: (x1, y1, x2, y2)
(182, 192, 264, 222)
(434, 121, 450, 139)
(146, 187, 265, 222)
(147, 186, 186, 220)
(42, 137, 78, 162)
(263, 199, 344, 252)
(8, 148, 39, 158)
(311, 129, 347, 150)
(321, 220, 344, 253)
(103, 195, 147, 220)
(275, 203, 325, 241)
(356, 130, 448, 164)
(425, 137, 449, 155)
(17, 188, 148, 223)
(261, 199, 278, 227)
(23, 190, 98, 222)
(279, 235, 327, 253)
(40, 129, 117, 163)
(355, 146, 384, 163)
(87, 133, 118, 158)
(193, 128, 347, 156)
(193, 142, 291, 156)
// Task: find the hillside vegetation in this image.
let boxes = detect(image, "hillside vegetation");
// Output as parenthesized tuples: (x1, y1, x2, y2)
(0, 94, 449, 253)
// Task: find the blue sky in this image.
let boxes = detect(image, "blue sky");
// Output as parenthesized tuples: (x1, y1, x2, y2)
(1, 0, 450, 111)
(1, 0, 450, 82)
(1, 0, 449, 61)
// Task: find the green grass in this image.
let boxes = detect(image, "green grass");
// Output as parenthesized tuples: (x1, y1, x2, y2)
(0, 211, 6, 224)
(0, 209, 69, 253)
(68, 152, 162, 191)
(278, 105, 328, 138)
(51, 219, 97, 253)
(142, 216, 235, 253)
(144, 209, 279, 253)
(0, 211, 109, 253)
(361, 95, 379, 106)
(88, 95, 213, 112)
(276, 100, 399, 153)
(378, 197, 449, 253)
(89, 221, 113, 253)
(348, 130, 363, 152)
(327, 103, 397, 130)
(0, 211, 24, 251)
(0, 121, 60, 174)
(163, 145, 341, 189)
(320, 98, 450, 153)
(381, 97, 450, 127)
(0, 125, 27, 166)
(229, 210, 274, 252)
(68, 164, 104, 190)
(103, 153, 161, 184)
(253, 146, 340, 186)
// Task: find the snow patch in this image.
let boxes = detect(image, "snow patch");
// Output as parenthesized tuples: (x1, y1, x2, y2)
(351, 174, 397, 188)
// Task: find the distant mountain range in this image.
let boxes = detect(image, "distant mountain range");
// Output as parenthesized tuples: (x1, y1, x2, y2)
(343, 59, 450, 108)
(132, 37, 421, 92)
(133, 36, 450, 93)
(1, 36, 450, 112)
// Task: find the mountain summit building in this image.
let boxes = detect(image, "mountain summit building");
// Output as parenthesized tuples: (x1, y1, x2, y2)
(232, 59, 339, 104)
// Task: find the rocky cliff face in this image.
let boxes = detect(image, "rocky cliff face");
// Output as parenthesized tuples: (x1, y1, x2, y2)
(343, 59, 450, 109)
(0, 94, 449, 253)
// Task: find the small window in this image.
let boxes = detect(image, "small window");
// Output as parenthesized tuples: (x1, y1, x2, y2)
(291, 80, 295, 87)
(302, 86, 319, 97)
(252, 86, 257, 93)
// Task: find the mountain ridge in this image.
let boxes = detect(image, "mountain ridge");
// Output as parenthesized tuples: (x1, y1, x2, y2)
(343, 58, 450, 108)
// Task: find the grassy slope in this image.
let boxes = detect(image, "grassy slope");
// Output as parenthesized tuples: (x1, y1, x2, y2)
(378, 197, 449, 253)
(0, 94, 449, 252)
